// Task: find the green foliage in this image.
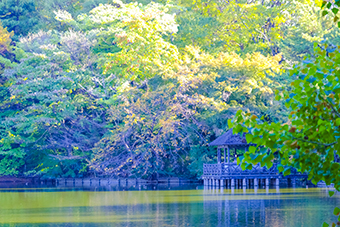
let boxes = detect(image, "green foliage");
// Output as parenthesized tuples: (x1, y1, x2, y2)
(189, 0, 289, 55)
(90, 41, 286, 177)
(279, 0, 340, 64)
(1, 0, 337, 181)
(0, 29, 106, 177)
(34, 0, 111, 32)
(0, 21, 15, 75)
(0, 0, 39, 39)
(231, 42, 340, 190)
(0, 22, 13, 56)
(172, 7, 225, 52)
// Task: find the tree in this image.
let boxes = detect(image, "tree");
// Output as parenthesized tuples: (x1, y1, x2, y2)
(91, 42, 285, 178)
(182, 0, 289, 56)
(0, 0, 182, 177)
(229, 3, 340, 224)
(278, 0, 340, 65)
(34, 0, 110, 32)
(0, 21, 14, 73)
(0, 0, 39, 39)
(0, 0, 300, 179)
(0, 29, 107, 177)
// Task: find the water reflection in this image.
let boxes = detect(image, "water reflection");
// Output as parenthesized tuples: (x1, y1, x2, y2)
(0, 186, 337, 227)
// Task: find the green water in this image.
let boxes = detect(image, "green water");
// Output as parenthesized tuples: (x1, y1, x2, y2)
(0, 186, 338, 226)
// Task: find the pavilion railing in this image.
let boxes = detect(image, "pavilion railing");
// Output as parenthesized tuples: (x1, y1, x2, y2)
(203, 163, 279, 177)
(202, 162, 304, 177)
(202, 163, 224, 176)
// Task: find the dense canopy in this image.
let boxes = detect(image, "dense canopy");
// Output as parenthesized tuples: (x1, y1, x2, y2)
(0, 0, 338, 185)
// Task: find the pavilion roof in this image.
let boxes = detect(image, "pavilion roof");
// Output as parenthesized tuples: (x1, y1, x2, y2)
(209, 129, 256, 147)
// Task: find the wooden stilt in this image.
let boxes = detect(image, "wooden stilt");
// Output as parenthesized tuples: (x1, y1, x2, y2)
(220, 179, 225, 188)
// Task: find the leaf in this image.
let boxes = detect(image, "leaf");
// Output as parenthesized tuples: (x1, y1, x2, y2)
(240, 162, 246, 170)
(322, 222, 329, 227)
(249, 146, 256, 153)
(333, 207, 340, 216)
(283, 168, 291, 176)
(251, 115, 258, 120)
(289, 127, 296, 133)
(246, 134, 253, 143)
(336, 118, 340, 126)
(278, 165, 284, 172)
(228, 119, 233, 129)
(329, 191, 335, 197)
(236, 109, 243, 116)
(322, 1, 328, 7)
(246, 163, 253, 170)
(322, 10, 329, 16)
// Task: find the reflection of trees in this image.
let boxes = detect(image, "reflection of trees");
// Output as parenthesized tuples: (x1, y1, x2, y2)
(0, 189, 338, 226)
(201, 188, 338, 227)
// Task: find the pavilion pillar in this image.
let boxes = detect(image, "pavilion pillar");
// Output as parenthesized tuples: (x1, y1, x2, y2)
(227, 146, 230, 164)
(254, 178, 258, 187)
(217, 147, 221, 164)
(224, 147, 226, 164)
(266, 178, 269, 187)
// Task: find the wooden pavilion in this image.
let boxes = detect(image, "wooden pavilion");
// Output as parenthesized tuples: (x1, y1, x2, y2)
(202, 129, 307, 188)
(208, 128, 255, 164)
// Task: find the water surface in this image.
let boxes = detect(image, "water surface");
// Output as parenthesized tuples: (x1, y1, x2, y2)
(0, 186, 337, 226)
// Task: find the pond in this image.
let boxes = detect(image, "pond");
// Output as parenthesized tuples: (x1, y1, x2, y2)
(0, 185, 338, 226)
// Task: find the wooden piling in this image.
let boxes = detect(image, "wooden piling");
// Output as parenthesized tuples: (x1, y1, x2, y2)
(243, 178, 247, 188)
(220, 179, 225, 188)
